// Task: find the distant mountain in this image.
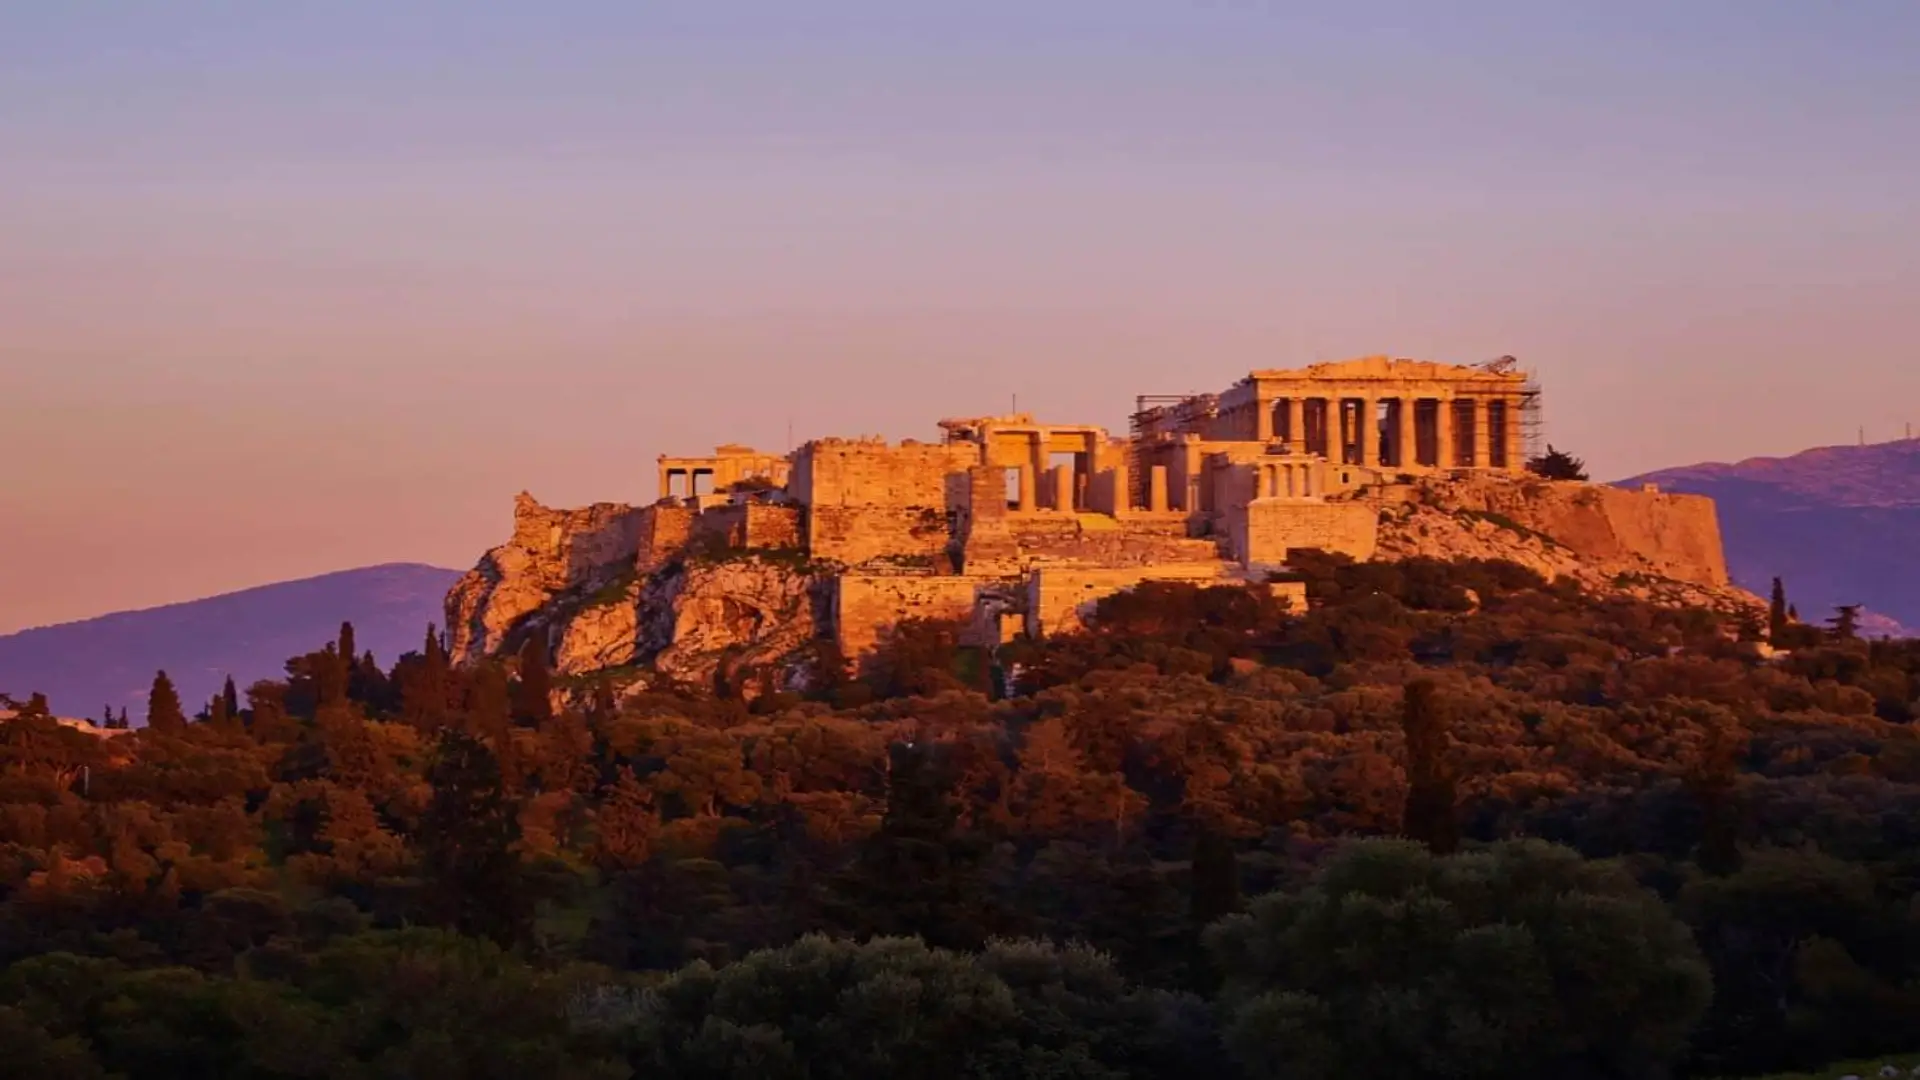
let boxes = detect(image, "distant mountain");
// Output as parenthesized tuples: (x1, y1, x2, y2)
(1621, 438, 1920, 635)
(0, 563, 462, 721)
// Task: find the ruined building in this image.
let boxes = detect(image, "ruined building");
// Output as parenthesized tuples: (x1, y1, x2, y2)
(448, 356, 1739, 685)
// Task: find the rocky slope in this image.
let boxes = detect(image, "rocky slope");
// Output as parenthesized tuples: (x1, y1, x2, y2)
(1621, 438, 1920, 634)
(445, 494, 819, 694)
(1365, 478, 1762, 619)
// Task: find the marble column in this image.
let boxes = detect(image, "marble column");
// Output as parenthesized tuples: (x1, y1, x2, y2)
(1051, 464, 1074, 511)
(1438, 397, 1456, 470)
(1149, 465, 1169, 513)
(1286, 397, 1304, 452)
(1361, 396, 1380, 467)
(1017, 463, 1037, 512)
(1471, 400, 1490, 469)
(1397, 399, 1417, 470)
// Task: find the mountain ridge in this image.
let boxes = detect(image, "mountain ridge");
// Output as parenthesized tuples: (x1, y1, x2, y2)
(0, 562, 461, 719)
(1619, 437, 1920, 635)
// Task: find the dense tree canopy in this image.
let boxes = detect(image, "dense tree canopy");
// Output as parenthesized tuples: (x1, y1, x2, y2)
(1, 555, 1918, 1076)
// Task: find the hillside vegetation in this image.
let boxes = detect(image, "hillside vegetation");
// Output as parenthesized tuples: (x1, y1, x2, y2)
(2, 554, 1918, 1078)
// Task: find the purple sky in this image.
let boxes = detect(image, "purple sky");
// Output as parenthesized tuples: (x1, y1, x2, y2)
(4, 1, 1918, 633)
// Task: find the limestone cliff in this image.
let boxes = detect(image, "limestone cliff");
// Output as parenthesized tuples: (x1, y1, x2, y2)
(1365, 477, 1759, 616)
(640, 556, 819, 688)
(445, 493, 646, 664)
(447, 492, 818, 692)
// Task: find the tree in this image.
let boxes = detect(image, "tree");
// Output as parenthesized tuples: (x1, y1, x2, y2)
(512, 637, 553, 726)
(1827, 604, 1862, 641)
(1208, 840, 1712, 1080)
(146, 670, 187, 733)
(830, 742, 996, 950)
(220, 676, 240, 720)
(1526, 444, 1589, 481)
(417, 731, 529, 947)
(1768, 577, 1790, 642)
(1399, 679, 1458, 855)
(616, 934, 1198, 1080)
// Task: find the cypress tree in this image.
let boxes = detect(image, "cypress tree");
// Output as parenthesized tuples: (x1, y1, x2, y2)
(221, 676, 240, 720)
(512, 637, 553, 726)
(1400, 679, 1458, 855)
(146, 670, 187, 733)
(1767, 577, 1789, 642)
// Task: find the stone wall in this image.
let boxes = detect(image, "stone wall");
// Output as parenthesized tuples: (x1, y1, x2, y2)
(961, 514, 1222, 576)
(792, 439, 976, 507)
(690, 503, 804, 553)
(1237, 500, 1381, 565)
(636, 504, 695, 572)
(810, 506, 954, 567)
(834, 574, 984, 657)
(1025, 564, 1231, 638)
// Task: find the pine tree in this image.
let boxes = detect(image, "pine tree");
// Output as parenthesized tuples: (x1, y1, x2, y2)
(221, 676, 240, 720)
(113, 707, 129, 730)
(146, 670, 187, 733)
(1828, 604, 1862, 640)
(208, 691, 231, 728)
(1768, 578, 1789, 642)
(337, 621, 357, 672)
(1400, 679, 1458, 855)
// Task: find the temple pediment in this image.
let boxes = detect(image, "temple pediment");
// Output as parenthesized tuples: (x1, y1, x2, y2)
(1248, 355, 1525, 383)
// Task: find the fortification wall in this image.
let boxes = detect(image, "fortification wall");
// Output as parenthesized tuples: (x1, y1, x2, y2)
(810, 506, 953, 567)
(689, 503, 804, 553)
(834, 574, 983, 657)
(1237, 500, 1380, 564)
(636, 505, 696, 572)
(1026, 564, 1230, 638)
(794, 440, 976, 507)
(962, 515, 1222, 576)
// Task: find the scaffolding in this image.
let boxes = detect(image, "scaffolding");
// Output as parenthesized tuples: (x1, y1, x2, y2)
(1475, 355, 1544, 466)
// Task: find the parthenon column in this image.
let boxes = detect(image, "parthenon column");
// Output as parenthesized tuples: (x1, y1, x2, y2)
(1437, 396, 1456, 470)
(1471, 399, 1490, 469)
(1396, 398, 1416, 470)
(1286, 397, 1304, 452)
(1361, 396, 1380, 467)
(658, 465, 672, 500)
(1255, 393, 1273, 442)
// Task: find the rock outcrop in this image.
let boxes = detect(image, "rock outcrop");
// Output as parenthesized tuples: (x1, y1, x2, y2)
(640, 557, 819, 689)
(445, 493, 646, 663)
(1366, 477, 1761, 617)
(447, 471, 1761, 695)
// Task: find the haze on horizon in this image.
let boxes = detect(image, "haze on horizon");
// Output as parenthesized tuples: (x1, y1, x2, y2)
(3, 0, 1917, 635)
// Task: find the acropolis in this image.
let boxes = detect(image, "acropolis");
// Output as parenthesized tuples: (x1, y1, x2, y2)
(640, 356, 1551, 657)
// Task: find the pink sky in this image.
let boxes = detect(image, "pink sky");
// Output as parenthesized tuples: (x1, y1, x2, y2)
(4, 2, 1918, 633)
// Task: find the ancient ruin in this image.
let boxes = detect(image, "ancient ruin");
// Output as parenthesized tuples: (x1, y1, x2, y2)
(448, 356, 1740, 687)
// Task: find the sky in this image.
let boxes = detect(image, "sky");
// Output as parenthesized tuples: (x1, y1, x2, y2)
(3, 0, 1918, 634)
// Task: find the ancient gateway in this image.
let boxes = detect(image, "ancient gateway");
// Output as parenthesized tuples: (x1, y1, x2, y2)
(634, 356, 1547, 658)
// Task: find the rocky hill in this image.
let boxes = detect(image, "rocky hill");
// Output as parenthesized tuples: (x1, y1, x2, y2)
(447, 475, 1760, 697)
(0, 563, 461, 719)
(1621, 438, 1920, 635)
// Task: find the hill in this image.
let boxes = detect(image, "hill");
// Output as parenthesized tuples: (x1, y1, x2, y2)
(1621, 437, 1920, 634)
(0, 563, 461, 720)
